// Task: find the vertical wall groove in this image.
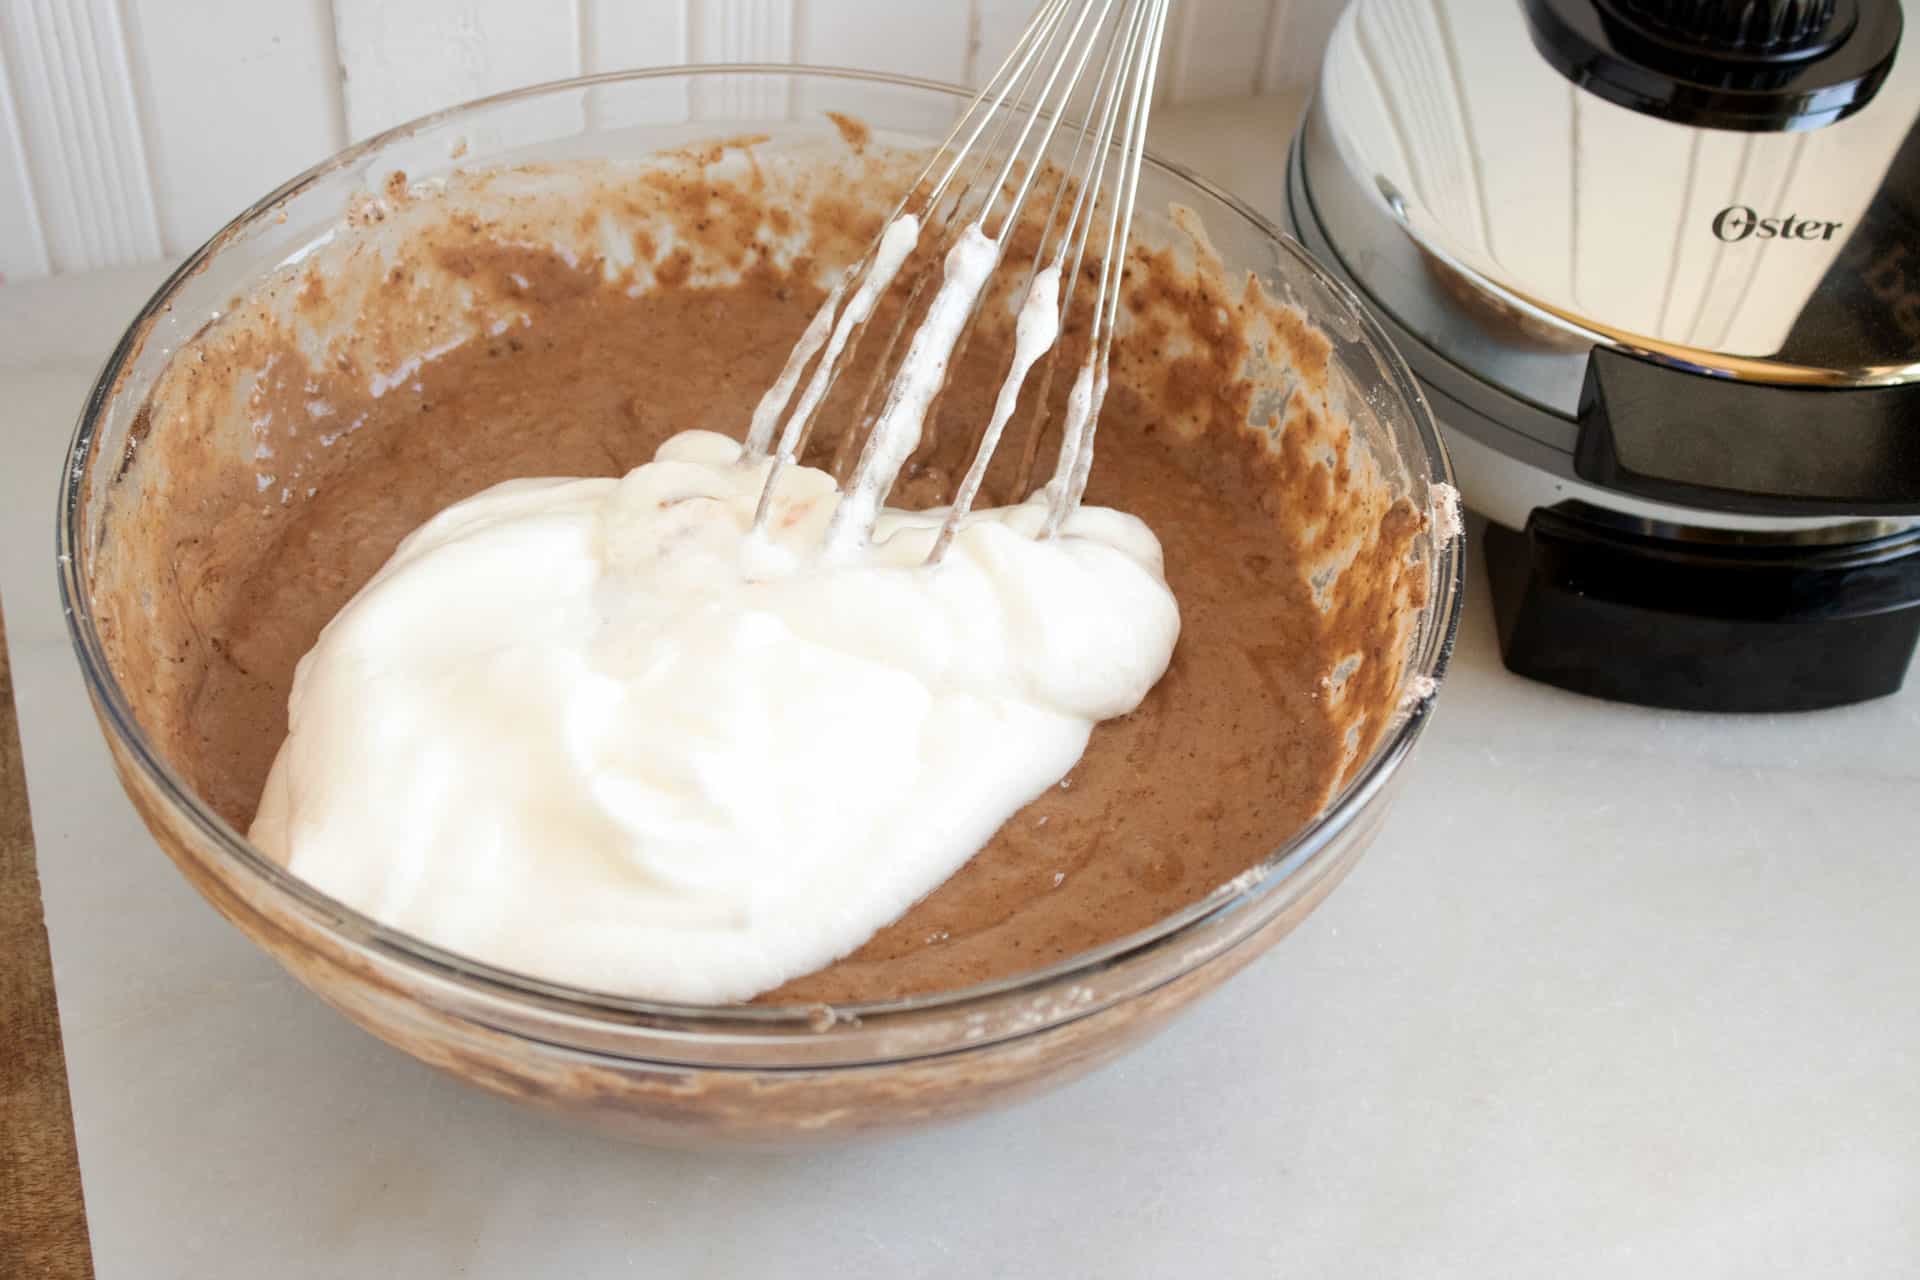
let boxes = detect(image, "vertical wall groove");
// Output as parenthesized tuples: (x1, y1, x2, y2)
(692, 0, 793, 120)
(25, 1, 101, 262)
(318, 0, 350, 151)
(1165, 0, 1199, 102)
(80, 1, 144, 254)
(100, 0, 165, 256)
(53, 1, 120, 253)
(25, 3, 90, 260)
(1260, 0, 1339, 103)
(1257, 0, 1290, 92)
(575, 0, 595, 127)
(964, 0, 984, 88)
(0, 22, 51, 279)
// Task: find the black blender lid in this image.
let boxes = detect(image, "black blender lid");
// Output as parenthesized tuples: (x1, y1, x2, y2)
(1305, 0, 1919, 407)
(1525, 0, 1903, 132)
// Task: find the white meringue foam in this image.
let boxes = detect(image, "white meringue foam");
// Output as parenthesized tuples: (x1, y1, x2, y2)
(251, 430, 1179, 1001)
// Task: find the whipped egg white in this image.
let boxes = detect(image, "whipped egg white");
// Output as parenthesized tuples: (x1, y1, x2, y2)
(250, 429, 1179, 1001)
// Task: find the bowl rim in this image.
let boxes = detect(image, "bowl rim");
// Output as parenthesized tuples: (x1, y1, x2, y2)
(56, 62, 1463, 1044)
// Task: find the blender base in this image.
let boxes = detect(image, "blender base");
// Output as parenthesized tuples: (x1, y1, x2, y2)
(1484, 508, 1920, 713)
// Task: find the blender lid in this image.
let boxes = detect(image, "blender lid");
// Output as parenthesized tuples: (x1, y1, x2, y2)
(1302, 0, 1920, 414)
(1525, 0, 1905, 133)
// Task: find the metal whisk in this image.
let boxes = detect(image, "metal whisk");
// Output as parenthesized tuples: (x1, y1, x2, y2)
(739, 0, 1172, 562)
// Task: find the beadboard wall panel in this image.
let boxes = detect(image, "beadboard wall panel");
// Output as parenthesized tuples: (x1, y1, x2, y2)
(1168, 0, 1269, 102)
(0, 0, 160, 276)
(0, 0, 1342, 282)
(791, 1, 969, 129)
(967, 0, 1036, 87)
(1259, 0, 1343, 105)
(689, 0, 793, 119)
(793, 2, 969, 83)
(582, 0, 691, 128)
(0, 29, 50, 282)
(332, 0, 585, 140)
(119, 0, 345, 258)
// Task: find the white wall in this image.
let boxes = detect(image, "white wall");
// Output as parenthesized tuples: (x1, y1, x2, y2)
(0, 0, 1343, 282)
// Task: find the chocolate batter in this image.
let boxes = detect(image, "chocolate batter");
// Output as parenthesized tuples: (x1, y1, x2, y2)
(88, 136, 1428, 1006)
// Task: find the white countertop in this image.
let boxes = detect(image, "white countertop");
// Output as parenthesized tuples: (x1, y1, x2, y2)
(3, 96, 1917, 1279)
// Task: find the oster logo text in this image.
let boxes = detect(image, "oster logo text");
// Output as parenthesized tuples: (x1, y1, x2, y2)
(1712, 205, 1845, 243)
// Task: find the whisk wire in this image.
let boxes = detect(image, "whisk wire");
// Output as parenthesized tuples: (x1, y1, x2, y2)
(744, 0, 1171, 562)
(927, 0, 1147, 563)
(1044, 0, 1169, 534)
(830, 0, 1110, 488)
(740, 0, 1073, 493)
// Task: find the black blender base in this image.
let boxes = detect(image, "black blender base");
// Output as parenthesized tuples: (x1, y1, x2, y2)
(1484, 508, 1920, 713)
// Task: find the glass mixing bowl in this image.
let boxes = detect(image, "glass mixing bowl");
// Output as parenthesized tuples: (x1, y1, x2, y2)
(58, 67, 1461, 1146)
